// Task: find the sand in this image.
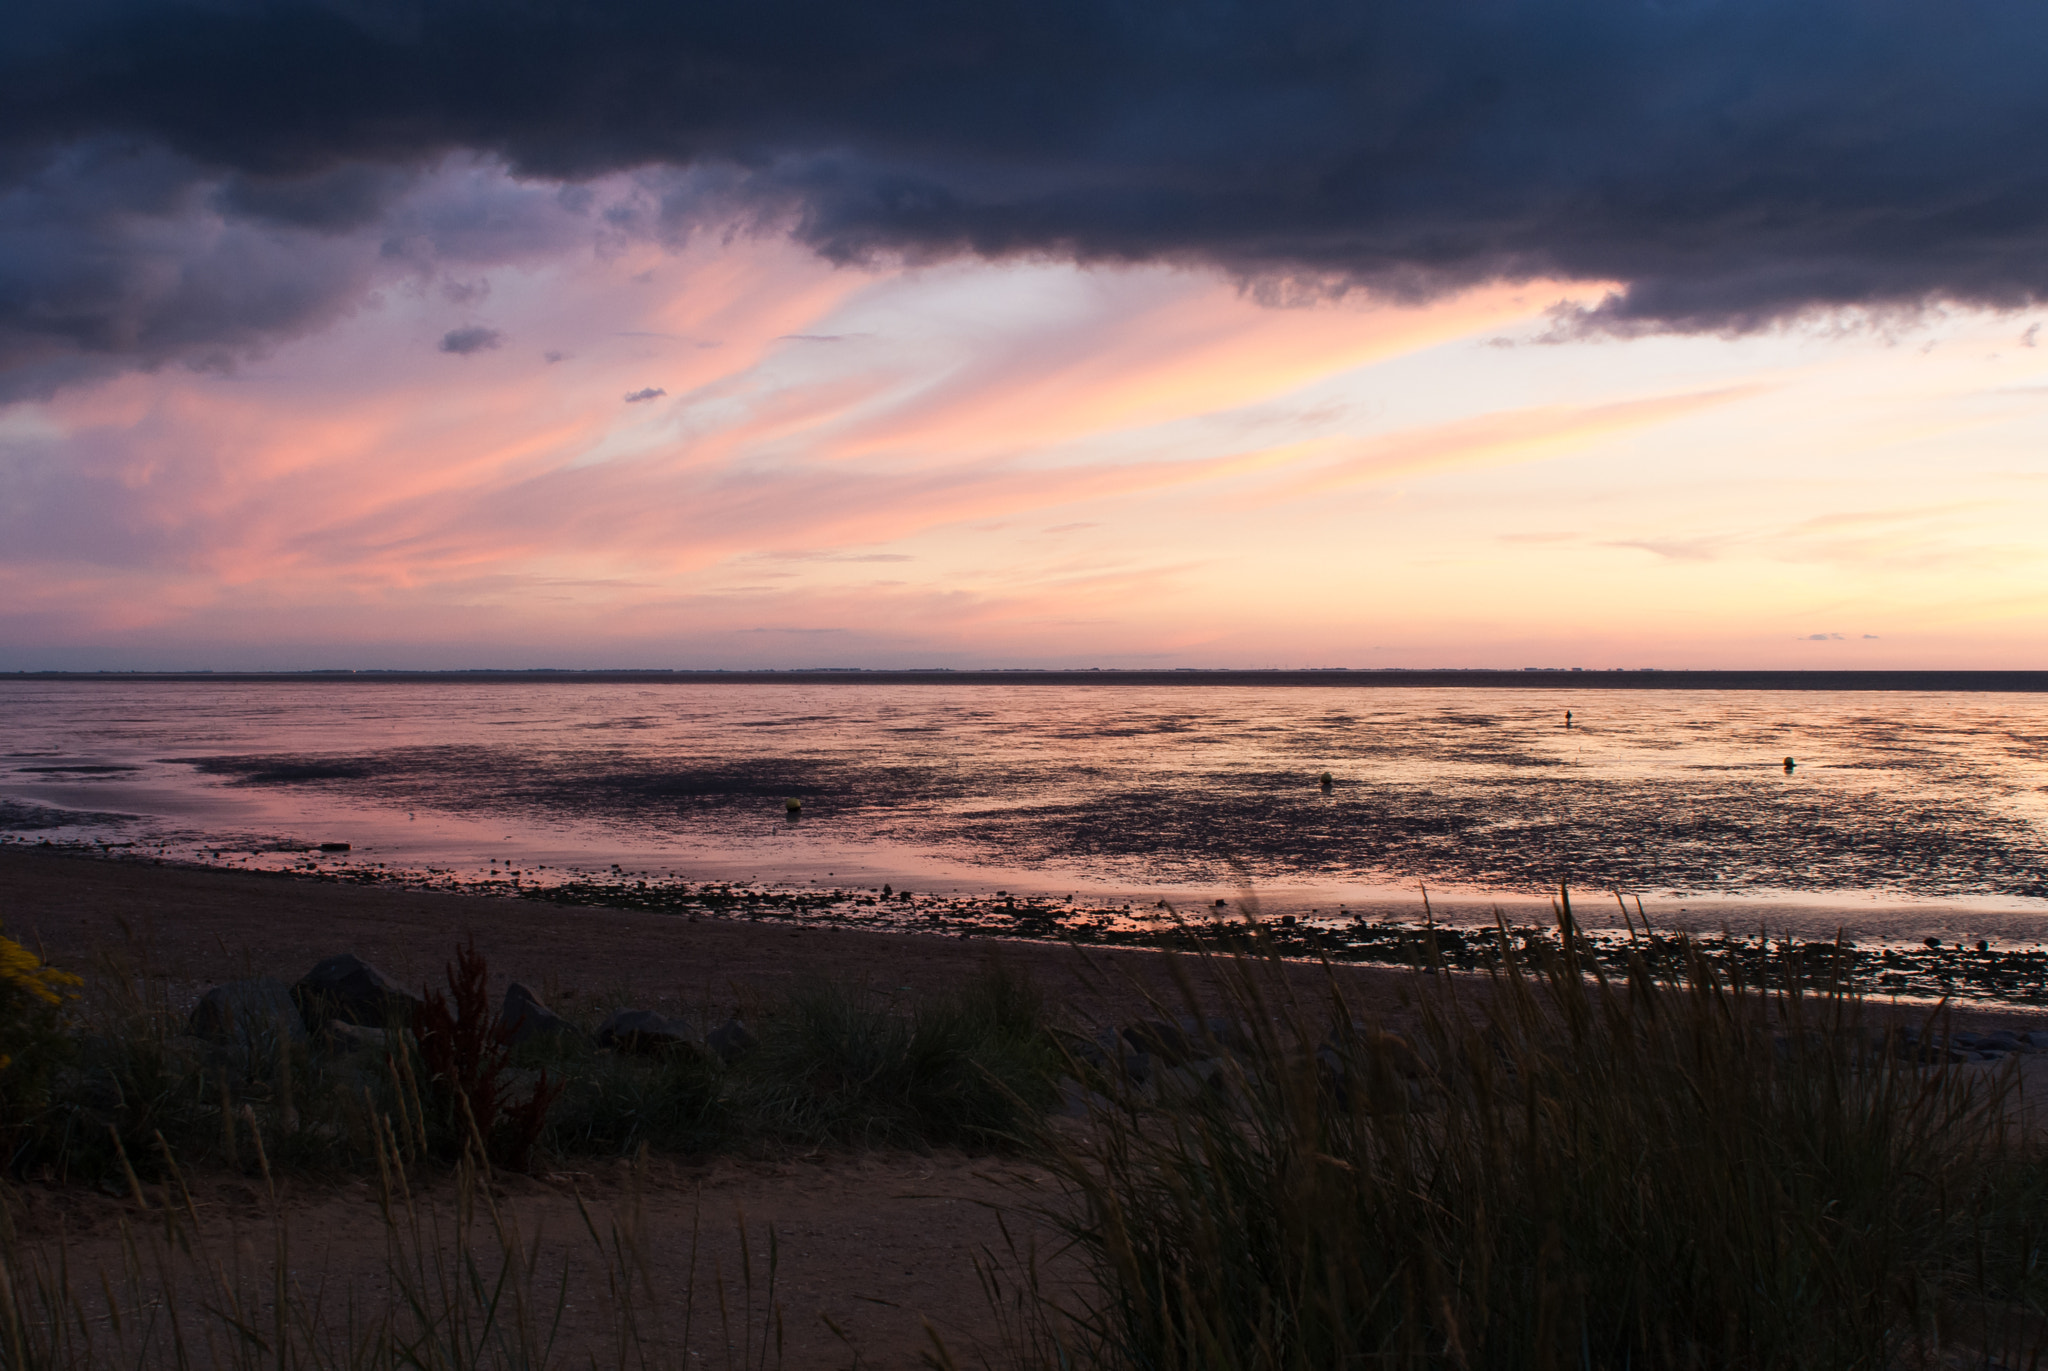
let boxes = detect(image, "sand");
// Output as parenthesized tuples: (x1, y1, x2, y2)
(7, 846, 2048, 1368)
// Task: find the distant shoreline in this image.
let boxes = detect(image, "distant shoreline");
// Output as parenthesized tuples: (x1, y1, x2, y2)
(8, 668, 2048, 691)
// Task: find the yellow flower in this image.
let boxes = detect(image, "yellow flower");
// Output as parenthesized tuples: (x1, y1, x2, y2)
(0, 931, 79, 1007)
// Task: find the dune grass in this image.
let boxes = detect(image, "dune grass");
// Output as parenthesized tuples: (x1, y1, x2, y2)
(0, 945, 1062, 1187)
(10, 901, 2048, 1368)
(984, 899, 2048, 1370)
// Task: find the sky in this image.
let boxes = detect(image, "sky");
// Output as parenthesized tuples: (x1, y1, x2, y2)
(4, 0, 2048, 670)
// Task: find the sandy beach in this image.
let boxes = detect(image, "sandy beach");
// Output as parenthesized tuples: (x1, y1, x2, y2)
(10, 845, 2048, 1367)
(0, 846, 1445, 1367)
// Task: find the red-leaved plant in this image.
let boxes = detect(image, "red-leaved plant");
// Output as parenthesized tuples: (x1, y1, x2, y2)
(413, 939, 562, 1172)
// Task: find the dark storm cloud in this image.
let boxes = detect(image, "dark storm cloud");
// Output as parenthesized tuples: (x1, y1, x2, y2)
(7, 0, 2048, 394)
(438, 325, 502, 354)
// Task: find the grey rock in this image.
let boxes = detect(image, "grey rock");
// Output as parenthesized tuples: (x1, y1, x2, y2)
(706, 1016, 758, 1063)
(189, 978, 307, 1050)
(595, 1008, 694, 1055)
(500, 983, 578, 1048)
(1123, 1016, 1249, 1064)
(1055, 1076, 1113, 1118)
(1056, 1028, 1110, 1073)
(293, 954, 422, 1030)
(1123, 1019, 1198, 1065)
(1185, 1016, 1252, 1056)
(2026, 1031, 2048, 1050)
(322, 1019, 392, 1053)
(1155, 1063, 1213, 1103)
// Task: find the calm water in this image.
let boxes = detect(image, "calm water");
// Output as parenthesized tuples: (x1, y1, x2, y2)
(6, 680, 2048, 944)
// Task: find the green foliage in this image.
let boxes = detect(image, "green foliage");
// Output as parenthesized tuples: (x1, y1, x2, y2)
(0, 925, 78, 1142)
(535, 1035, 728, 1156)
(742, 962, 1061, 1148)
(4, 941, 1058, 1185)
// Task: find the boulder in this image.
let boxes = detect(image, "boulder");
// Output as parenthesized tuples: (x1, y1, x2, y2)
(1091, 1028, 1152, 1086)
(706, 1016, 758, 1063)
(595, 1008, 695, 1055)
(1120, 1016, 1249, 1065)
(1054, 1027, 1110, 1073)
(500, 982, 578, 1048)
(189, 978, 307, 1049)
(1122, 1019, 1196, 1065)
(322, 1019, 392, 1053)
(293, 954, 422, 1031)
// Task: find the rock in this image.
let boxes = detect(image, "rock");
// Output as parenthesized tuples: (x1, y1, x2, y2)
(293, 954, 422, 1031)
(1122, 1019, 1197, 1064)
(1184, 1015, 1252, 1056)
(1155, 1062, 1218, 1104)
(1089, 1028, 1152, 1084)
(1975, 1030, 2023, 1051)
(595, 1008, 695, 1055)
(1055, 1028, 1109, 1073)
(1335, 1025, 1427, 1079)
(189, 978, 307, 1050)
(322, 1019, 391, 1053)
(1055, 1075, 1096, 1117)
(1318, 1027, 1429, 1112)
(500, 983, 578, 1048)
(2025, 1031, 2048, 1050)
(706, 1016, 758, 1063)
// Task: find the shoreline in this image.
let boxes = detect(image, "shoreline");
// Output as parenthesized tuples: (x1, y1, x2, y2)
(9, 668, 2048, 691)
(10, 842, 2048, 1014)
(0, 845, 1423, 1031)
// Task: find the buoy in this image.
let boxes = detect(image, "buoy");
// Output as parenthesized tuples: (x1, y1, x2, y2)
(785, 797, 802, 814)
(1319, 771, 1333, 791)
(1783, 756, 1796, 773)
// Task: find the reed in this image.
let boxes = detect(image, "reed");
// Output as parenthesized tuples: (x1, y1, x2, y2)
(1008, 896, 2048, 1370)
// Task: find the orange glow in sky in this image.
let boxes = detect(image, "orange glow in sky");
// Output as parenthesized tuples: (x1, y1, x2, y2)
(5, 222, 2047, 670)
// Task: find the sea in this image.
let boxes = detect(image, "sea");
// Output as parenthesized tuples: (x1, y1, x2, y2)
(6, 675, 2048, 953)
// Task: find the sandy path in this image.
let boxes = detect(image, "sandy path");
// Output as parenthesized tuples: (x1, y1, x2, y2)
(6, 1150, 1071, 1369)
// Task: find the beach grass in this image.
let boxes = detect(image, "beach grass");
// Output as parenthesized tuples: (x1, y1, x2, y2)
(9, 904, 2048, 1367)
(0, 944, 1065, 1186)
(984, 900, 2048, 1370)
